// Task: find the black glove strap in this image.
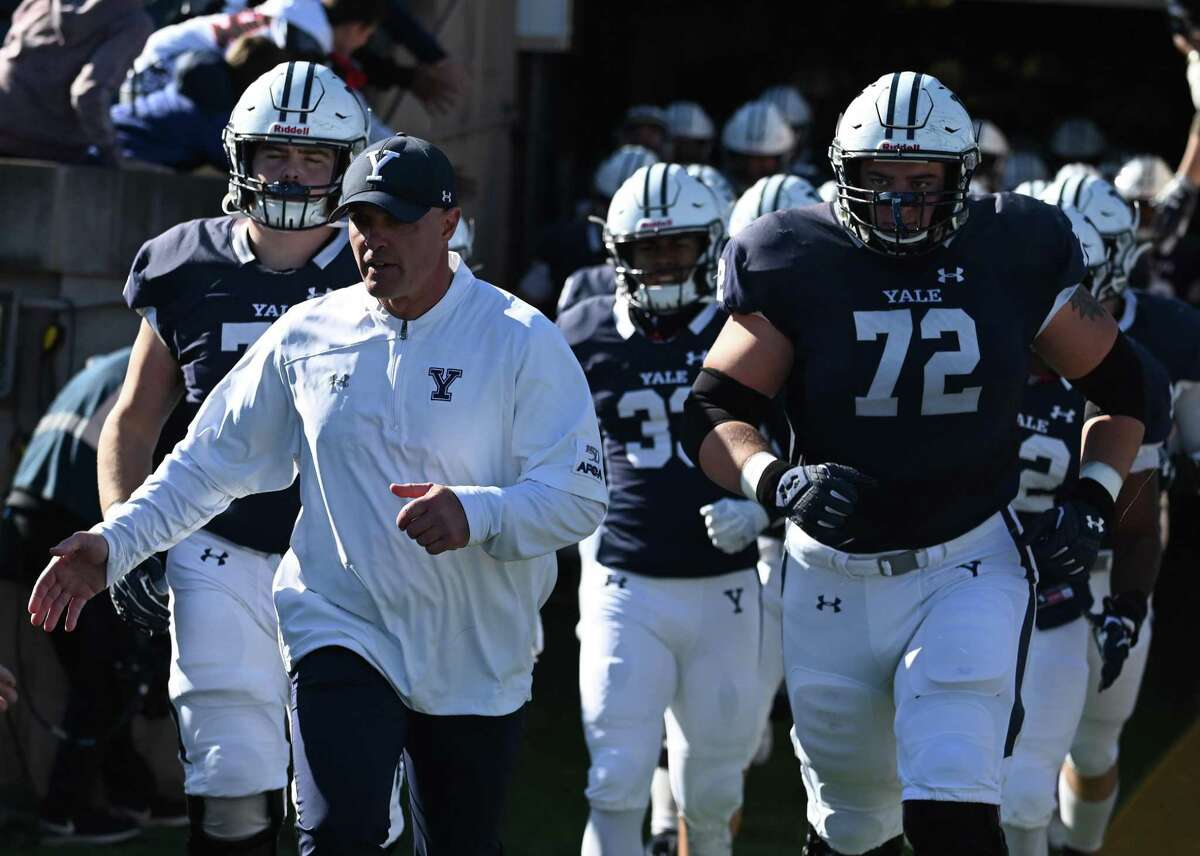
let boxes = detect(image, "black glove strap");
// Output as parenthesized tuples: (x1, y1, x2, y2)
(1071, 476, 1116, 527)
(755, 460, 793, 511)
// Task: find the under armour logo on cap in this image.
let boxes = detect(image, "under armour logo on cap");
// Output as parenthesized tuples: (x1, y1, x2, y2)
(442, 190, 452, 203)
(1086, 515, 1104, 533)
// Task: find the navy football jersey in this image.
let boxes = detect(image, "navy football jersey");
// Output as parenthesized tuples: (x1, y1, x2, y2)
(558, 296, 757, 577)
(1116, 289, 1200, 388)
(124, 215, 361, 553)
(556, 263, 616, 316)
(1013, 343, 1172, 628)
(720, 194, 1086, 551)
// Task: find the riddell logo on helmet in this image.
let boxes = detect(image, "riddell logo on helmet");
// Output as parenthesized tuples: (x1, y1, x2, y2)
(636, 217, 674, 230)
(270, 124, 310, 136)
(879, 142, 920, 151)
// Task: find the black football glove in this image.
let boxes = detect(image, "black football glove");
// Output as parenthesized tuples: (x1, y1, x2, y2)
(758, 461, 877, 549)
(1089, 590, 1149, 691)
(1166, 451, 1200, 496)
(110, 556, 170, 636)
(1021, 477, 1113, 584)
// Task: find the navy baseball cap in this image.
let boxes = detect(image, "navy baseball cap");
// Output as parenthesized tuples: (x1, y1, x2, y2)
(330, 134, 457, 223)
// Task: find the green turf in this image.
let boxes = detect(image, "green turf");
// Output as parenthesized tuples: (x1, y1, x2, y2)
(1, 562, 1194, 854)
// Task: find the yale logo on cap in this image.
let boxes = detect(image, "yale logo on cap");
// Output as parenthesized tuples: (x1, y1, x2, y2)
(366, 150, 401, 183)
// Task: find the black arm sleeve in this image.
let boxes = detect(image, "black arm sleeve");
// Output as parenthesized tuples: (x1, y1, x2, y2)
(381, 3, 448, 63)
(682, 368, 773, 465)
(1069, 332, 1146, 424)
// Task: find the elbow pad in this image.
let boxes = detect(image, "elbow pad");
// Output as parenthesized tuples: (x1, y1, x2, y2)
(682, 368, 773, 464)
(1070, 333, 1146, 424)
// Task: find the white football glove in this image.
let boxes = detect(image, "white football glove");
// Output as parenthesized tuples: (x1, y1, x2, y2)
(699, 498, 771, 554)
(1188, 50, 1200, 112)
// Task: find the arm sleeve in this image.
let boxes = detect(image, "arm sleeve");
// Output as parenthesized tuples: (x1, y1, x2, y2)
(1029, 204, 1088, 339)
(94, 322, 301, 585)
(449, 317, 607, 561)
(70, 11, 154, 155)
(381, 3, 448, 63)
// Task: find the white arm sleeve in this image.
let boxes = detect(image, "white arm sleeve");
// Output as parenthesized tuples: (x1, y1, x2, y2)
(95, 324, 301, 585)
(450, 316, 607, 561)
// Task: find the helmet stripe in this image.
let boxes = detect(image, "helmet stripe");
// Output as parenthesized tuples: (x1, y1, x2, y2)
(278, 61, 296, 122)
(1071, 176, 1087, 208)
(905, 72, 923, 140)
(298, 61, 317, 123)
(659, 163, 670, 211)
(767, 175, 785, 215)
(642, 161, 653, 217)
(883, 72, 901, 140)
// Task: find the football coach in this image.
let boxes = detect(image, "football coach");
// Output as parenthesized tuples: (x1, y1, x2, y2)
(28, 134, 609, 855)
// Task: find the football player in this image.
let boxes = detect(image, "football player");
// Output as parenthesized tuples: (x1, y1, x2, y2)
(1041, 171, 1200, 855)
(720, 101, 795, 194)
(999, 208, 1174, 856)
(559, 163, 783, 856)
(970, 120, 1009, 195)
(683, 71, 1149, 856)
(727, 174, 821, 239)
(760, 84, 823, 183)
(666, 101, 716, 165)
(98, 62, 375, 856)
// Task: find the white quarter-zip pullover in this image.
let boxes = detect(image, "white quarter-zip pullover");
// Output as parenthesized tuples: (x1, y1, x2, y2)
(97, 254, 608, 715)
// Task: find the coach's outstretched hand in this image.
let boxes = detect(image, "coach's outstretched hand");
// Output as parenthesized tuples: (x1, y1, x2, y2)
(391, 483, 470, 556)
(27, 532, 109, 633)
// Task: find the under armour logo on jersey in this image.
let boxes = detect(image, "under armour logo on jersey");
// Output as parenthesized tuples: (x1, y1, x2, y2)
(307, 286, 334, 300)
(816, 595, 842, 613)
(428, 367, 463, 401)
(1086, 515, 1105, 534)
(201, 548, 228, 566)
(442, 190, 453, 203)
(366, 150, 401, 183)
(937, 267, 965, 284)
(329, 373, 350, 391)
(605, 574, 627, 588)
(723, 587, 745, 614)
(685, 350, 708, 366)
(957, 560, 982, 578)
(1050, 406, 1076, 423)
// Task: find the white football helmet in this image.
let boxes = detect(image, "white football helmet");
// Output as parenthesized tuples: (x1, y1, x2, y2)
(1012, 179, 1050, 199)
(1055, 162, 1101, 183)
(829, 71, 980, 255)
(818, 179, 839, 202)
(1059, 206, 1110, 293)
(760, 85, 813, 131)
(450, 215, 475, 264)
(721, 101, 795, 157)
(665, 101, 715, 141)
(729, 174, 821, 237)
(600, 163, 727, 314)
(1041, 173, 1142, 299)
(1114, 155, 1173, 202)
(976, 119, 1009, 159)
(592, 144, 660, 200)
(222, 61, 370, 230)
(685, 163, 737, 224)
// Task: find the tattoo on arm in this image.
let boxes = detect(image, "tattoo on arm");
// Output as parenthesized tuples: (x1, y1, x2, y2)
(1069, 287, 1107, 322)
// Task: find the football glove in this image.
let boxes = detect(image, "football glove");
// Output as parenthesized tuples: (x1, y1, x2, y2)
(758, 461, 877, 549)
(110, 556, 170, 636)
(699, 498, 771, 554)
(1151, 174, 1199, 255)
(1020, 477, 1113, 584)
(1166, 450, 1200, 496)
(1090, 590, 1149, 691)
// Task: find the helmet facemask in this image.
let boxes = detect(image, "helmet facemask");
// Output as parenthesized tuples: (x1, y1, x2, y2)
(604, 221, 724, 315)
(1091, 226, 1146, 301)
(833, 154, 974, 256)
(223, 133, 356, 230)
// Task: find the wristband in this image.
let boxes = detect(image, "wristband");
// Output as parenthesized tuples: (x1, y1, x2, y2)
(1079, 461, 1123, 504)
(1072, 475, 1117, 525)
(739, 451, 780, 502)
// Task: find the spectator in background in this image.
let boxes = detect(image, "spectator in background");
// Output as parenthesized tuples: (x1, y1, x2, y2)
(0, 347, 178, 845)
(111, 35, 304, 171)
(123, 0, 331, 103)
(0, 0, 153, 165)
(0, 664, 15, 713)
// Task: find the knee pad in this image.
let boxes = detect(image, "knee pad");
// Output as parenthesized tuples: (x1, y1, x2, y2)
(1068, 719, 1121, 778)
(903, 800, 1007, 856)
(187, 791, 284, 855)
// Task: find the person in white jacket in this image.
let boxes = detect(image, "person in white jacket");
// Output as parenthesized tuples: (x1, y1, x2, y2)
(28, 133, 608, 855)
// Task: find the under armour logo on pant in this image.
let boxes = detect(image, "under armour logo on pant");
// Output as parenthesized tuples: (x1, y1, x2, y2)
(604, 574, 627, 588)
(1086, 515, 1104, 534)
(723, 587, 744, 614)
(816, 595, 842, 613)
(957, 560, 982, 578)
(201, 548, 229, 566)
(937, 267, 965, 284)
